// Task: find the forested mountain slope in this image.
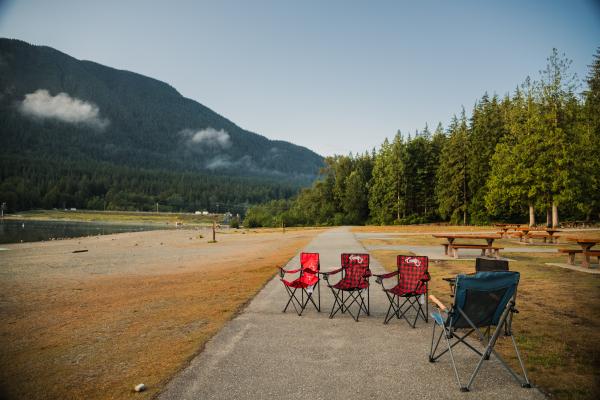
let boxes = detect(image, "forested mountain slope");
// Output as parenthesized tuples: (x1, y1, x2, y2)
(0, 39, 323, 212)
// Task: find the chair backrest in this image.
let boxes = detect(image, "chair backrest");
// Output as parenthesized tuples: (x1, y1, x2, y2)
(299, 252, 319, 286)
(475, 257, 509, 272)
(451, 271, 520, 329)
(340, 253, 370, 289)
(300, 252, 320, 272)
(397, 255, 429, 294)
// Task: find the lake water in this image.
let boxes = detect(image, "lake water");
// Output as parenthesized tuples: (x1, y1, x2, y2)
(0, 219, 173, 244)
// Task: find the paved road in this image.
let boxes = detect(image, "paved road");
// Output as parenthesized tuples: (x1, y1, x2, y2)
(159, 227, 545, 399)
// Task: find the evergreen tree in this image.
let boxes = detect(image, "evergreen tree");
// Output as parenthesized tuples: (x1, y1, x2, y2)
(436, 111, 470, 224)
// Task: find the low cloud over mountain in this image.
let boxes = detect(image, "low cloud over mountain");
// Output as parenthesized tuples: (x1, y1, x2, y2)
(19, 89, 109, 129)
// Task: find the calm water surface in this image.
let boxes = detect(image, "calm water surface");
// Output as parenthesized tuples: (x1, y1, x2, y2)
(0, 219, 173, 244)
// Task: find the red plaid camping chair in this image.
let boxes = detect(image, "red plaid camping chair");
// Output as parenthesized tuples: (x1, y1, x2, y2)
(279, 252, 321, 316)
(321, 253, 371, 322)
(374, 255, 430, 327)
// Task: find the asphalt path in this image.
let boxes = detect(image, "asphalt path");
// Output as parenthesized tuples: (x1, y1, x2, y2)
(159, 227, 546, 399)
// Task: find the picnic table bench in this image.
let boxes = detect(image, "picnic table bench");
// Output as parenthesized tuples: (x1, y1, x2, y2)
(564, 237, 599, 268)
(558, 248, 583, 265)
(448, 244, 504, 259)
(511, 228, 561, 244)
(528, 232, 561, 243)
(584, 250, 600, 267)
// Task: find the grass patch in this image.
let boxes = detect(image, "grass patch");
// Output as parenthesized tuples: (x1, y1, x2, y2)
(352, 225, 498, 233)
(368, 247, 600, 399)
(0, 232, 316, 400)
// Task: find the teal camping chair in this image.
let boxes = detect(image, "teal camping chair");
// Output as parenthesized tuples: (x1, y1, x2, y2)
(428, 271, 531, 392)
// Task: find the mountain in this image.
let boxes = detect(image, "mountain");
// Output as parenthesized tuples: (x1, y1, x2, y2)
(0, 38, 324, 213)
(0, 38, 323, 176)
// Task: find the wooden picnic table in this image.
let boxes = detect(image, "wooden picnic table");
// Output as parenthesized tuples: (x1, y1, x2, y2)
(544, 229, 561, 243)
(494, 224, 521, 237)
(432, 234, 502, 258)
(514, 227, 561, 243)
(567, 237, 599, 268)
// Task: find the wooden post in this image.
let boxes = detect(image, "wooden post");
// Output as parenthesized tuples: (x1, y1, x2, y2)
(212, 219, 216, 242)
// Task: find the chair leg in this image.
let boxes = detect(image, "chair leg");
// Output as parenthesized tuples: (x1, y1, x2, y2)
(317, 280, 321, 312)
(282, 286, 302, 316)
(383, 292, 398, 324)
(442, 324, 465, 390)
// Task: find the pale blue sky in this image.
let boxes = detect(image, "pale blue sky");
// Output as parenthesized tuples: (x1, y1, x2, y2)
(1, 0, 598, 156)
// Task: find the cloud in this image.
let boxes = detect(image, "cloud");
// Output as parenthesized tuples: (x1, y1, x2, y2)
(180, 127, 231, 148)
(205, 155, 252, 170)
(19, 89, 109, 129)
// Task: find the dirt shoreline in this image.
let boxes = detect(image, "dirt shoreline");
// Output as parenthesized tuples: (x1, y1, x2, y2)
(0, 228, 321, 399)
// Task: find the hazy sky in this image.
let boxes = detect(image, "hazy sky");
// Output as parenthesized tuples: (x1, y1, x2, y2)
(1, 0, 598, 156)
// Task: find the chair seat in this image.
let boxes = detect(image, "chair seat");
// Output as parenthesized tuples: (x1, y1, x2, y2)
(386, 285, 426, 297)
(332, 280, 369, 290)
(282, 274, 318, 288)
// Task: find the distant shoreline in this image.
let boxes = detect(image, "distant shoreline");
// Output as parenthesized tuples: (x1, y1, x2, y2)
(3, 209, 220, 227)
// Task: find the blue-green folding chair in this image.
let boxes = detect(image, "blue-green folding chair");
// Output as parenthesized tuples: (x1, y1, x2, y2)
(428, 271, 531, 392)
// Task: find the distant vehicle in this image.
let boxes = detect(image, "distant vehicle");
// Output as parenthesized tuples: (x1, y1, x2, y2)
(202, 211, 209, 215)
(194, 211, 202, 215)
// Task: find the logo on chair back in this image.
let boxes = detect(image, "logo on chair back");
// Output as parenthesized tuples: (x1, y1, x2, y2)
(405, 257, 421, 267)
(349, 255, 364, 264)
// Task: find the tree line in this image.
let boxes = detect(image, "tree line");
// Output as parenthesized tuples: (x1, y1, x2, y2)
(245, 49, 600, 227)
(0, 156, 299, 215)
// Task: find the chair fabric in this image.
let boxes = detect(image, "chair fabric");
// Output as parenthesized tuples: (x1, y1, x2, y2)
(475, 257, 509, 272)
(375, 255, 430, 327)
(429, 271, 531, 392)
(280, 252, 321, 316)
(323, 253, 371, 321)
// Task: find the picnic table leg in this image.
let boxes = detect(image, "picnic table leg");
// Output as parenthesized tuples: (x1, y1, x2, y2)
(494, 249, 500, 259)
(582, 254, 590, 268)
(582, 245, 593, 268)
(568, 253, 575, 265)
(452, 247, 458, 259)
(445, 239, 455, 256)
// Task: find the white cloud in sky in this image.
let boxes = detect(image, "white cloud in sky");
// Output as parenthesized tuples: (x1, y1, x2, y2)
(19, 89, 109, 129)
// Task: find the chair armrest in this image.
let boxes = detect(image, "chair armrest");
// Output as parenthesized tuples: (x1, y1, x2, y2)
(320, 267, 343, 281)
(278, 267, 301, 278)
(320, 267, 343, 276)
(420, 271, 431, 282)
(429, 295, 447, 312)
(279, 267, 301, 274)
(373, 270, 397, 284)
(373, 271, 399, 279)
(363, 269, 372, 278)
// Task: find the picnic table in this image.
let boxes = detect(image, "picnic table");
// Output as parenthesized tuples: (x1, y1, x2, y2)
(566, 237, 599, 268)
(432, 234, 502, 259)
(514, 227, 561, 244)
(494, 224, 521, 237)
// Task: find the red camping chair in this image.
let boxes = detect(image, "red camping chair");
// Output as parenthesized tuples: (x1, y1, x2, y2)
(374, 255, 430, 327)
(279, 252, 320, 316)
(322, 253, 371, 322)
